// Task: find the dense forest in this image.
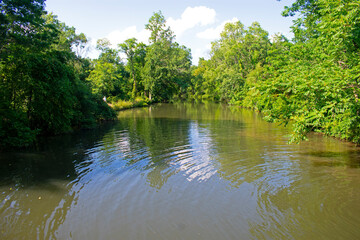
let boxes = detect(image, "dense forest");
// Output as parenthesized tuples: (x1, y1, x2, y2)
(1, 0, 360, 149)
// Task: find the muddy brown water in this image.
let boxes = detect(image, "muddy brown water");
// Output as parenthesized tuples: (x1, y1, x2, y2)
(1, 103, 360, 239)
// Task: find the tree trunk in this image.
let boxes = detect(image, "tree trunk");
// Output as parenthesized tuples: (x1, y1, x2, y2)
(132, 72, 136, 99)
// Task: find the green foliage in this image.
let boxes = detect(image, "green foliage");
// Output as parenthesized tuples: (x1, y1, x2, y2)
(190, 21, 270, 103)
(3, 0, 359, 148)
(85, 11, 191, 109)
(85, 12, 191, 104)
(246, 0, 360, 143)
(0, 0, 115, 149)
(143, 11, 192, 102)
(145, 11, 174, 44)
(119, 38, 147, 99)
(87, 38, 130, 101)
(0, 105, 38, 148)
(190, 0, 360, 144)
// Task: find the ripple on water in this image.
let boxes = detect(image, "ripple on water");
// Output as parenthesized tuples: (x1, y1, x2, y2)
(1, 104, 360, 240)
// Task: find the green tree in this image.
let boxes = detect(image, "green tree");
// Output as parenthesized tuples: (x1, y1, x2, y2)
(146, 11, 174, 44)
(246, 0, 360, 143)
(87, 38, 128, 98)
(194, 21, 269, 103)
(144, 11, 191, 102)
(119, 38, 147, 99)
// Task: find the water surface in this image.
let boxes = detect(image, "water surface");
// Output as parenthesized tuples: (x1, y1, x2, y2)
(1, 103, 360, 239)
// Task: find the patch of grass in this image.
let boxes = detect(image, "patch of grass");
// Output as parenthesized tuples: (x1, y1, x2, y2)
(109, 97, 149, 111)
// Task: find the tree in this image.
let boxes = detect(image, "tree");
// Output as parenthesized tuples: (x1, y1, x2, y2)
(245, 0, 360, 143)
(143, 12, 192, 102)
(144, 11, 175, 101)
(145, 11, 174, 44)
(195, 21, 270, 103)
(119, 38, 147, 99)
(87, 38, 127, 98)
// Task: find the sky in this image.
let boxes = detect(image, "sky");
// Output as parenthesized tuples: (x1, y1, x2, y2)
(45, 0, 296, 65)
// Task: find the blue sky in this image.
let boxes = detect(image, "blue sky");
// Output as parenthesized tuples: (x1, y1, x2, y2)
(45, 0, 296, 64)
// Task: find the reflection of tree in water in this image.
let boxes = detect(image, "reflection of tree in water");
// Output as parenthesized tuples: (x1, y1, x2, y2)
(116, 103, 285, 188)
(2, 103, 360, 239)
(115, 103, 240, 189)
(0, 123, 116, 239)
(0, 183, 77, 239)
(198, 106, 360, 239)
(84, 105, 360, 239)
(115, 117, 191, 189)
(0, 122, 116, 187)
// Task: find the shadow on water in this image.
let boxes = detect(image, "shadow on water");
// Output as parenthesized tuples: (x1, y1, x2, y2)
(300, 151, 360, 168)
(0, 122, 117, 188)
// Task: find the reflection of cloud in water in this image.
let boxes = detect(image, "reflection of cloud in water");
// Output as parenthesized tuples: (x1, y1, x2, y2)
(115, 131, 131, 153)
(172, 121, 218, 182)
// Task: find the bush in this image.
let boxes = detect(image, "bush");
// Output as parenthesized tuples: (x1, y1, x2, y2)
(0, 107, 38, 149)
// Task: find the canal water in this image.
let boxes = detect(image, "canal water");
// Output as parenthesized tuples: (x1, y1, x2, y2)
(1, 103, 360, 239)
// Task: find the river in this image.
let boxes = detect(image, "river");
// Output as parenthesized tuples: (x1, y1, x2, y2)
(1, 103, 360, 239)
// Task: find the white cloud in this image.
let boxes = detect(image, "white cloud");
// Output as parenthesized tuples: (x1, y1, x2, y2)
(87, 38, 100, 59)
(192, 42, 214, 65)
(167, 6, 216, 37)
(86, 27, 150, 59)
(192, 48, 209, 65)
(205, 43, 212, 50)
(192, 48, 203, 65)
(106, 26, 150, 46)
(197, 17, 239, 40)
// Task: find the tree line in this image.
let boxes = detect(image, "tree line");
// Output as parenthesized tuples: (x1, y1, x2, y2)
(1, 0, 360, 149)
(0, 0, 117, 149)
(189, 0, 360, 143)
(0, 1, 192, 149)
(89, 11, 192, 104)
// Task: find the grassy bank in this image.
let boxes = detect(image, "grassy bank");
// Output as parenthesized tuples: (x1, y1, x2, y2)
(108, 97, 150, 111)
